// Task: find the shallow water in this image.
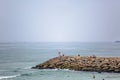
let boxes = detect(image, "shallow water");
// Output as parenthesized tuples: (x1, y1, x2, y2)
(0, 42, 120, 80)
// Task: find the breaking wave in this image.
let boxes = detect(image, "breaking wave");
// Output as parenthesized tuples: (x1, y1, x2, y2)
(0, 75, 20, 79)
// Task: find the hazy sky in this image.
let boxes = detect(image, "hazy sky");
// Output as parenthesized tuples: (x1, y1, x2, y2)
(0, 0, 120, 42)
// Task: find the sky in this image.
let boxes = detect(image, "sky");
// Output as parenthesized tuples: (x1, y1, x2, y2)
(0, 0, 120, 42)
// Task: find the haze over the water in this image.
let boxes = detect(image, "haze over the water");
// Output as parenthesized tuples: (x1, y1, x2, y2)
(0, 0, 120, 42)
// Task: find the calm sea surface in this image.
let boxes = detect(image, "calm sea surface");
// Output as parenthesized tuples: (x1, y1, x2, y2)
(0, 42, 120, 80)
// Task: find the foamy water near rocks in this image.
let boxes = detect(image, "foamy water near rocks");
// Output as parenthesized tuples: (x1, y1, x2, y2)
(32, 56, 120, 73)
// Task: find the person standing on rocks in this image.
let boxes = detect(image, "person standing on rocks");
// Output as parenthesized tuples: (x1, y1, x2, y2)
(78, 54, 80, 56)
(58, 51, 61, 57)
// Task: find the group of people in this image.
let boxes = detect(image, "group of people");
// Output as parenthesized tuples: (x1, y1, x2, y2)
(58, 51, 104, 80)
(58, 51, 80, 57)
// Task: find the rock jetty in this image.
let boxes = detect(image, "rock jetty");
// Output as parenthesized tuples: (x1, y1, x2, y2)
(32, 56, 120, 73)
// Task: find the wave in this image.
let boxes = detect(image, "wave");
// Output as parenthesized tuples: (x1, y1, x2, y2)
(0, 73, 33, 80)
(40, 68, 71, 72)
(0, 75, 20, 79)
(23, 66, 32, 69)
(20, 73, 31, 76)
(12, 66, 31, 72)
(106, 75, 120, 78)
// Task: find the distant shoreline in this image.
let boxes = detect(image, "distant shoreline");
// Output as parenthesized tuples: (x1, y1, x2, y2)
(115, 41, 120, 43)
(32, 56, 120, 73)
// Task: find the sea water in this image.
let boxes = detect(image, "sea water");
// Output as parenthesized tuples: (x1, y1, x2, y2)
(0, 42, 120, 80)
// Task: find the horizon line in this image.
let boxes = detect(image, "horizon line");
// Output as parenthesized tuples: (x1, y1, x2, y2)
(0, 41, 115, 44)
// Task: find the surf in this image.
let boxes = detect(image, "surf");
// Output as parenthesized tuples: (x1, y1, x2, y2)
(0, 75, 20, 79)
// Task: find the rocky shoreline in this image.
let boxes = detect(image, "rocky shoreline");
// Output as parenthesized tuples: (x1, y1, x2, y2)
(32, 56, 120, 73)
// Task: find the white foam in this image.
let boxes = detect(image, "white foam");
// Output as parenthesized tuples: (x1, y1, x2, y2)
(62, 69, 70, 71)
(55, 68, 70, 71)
(41, 69, 58, 71)
(24, 66, 31, 69)
(51, 68, 70, 71)
(0, 75, 20, 79)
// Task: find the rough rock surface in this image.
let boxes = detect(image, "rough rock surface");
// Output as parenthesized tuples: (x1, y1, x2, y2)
(32, 56, 120, 73)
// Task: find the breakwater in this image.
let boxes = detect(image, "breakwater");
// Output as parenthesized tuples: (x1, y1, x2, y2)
(32, 56, 120, 73)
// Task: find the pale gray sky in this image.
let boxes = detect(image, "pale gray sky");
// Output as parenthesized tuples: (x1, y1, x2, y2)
(0, 0, 120, 42)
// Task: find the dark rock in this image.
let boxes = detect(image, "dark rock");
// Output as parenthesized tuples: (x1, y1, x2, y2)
(32, 56, 120, 73)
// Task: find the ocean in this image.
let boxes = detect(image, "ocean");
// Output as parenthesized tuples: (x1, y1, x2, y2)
(0, 42, 120, 80)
